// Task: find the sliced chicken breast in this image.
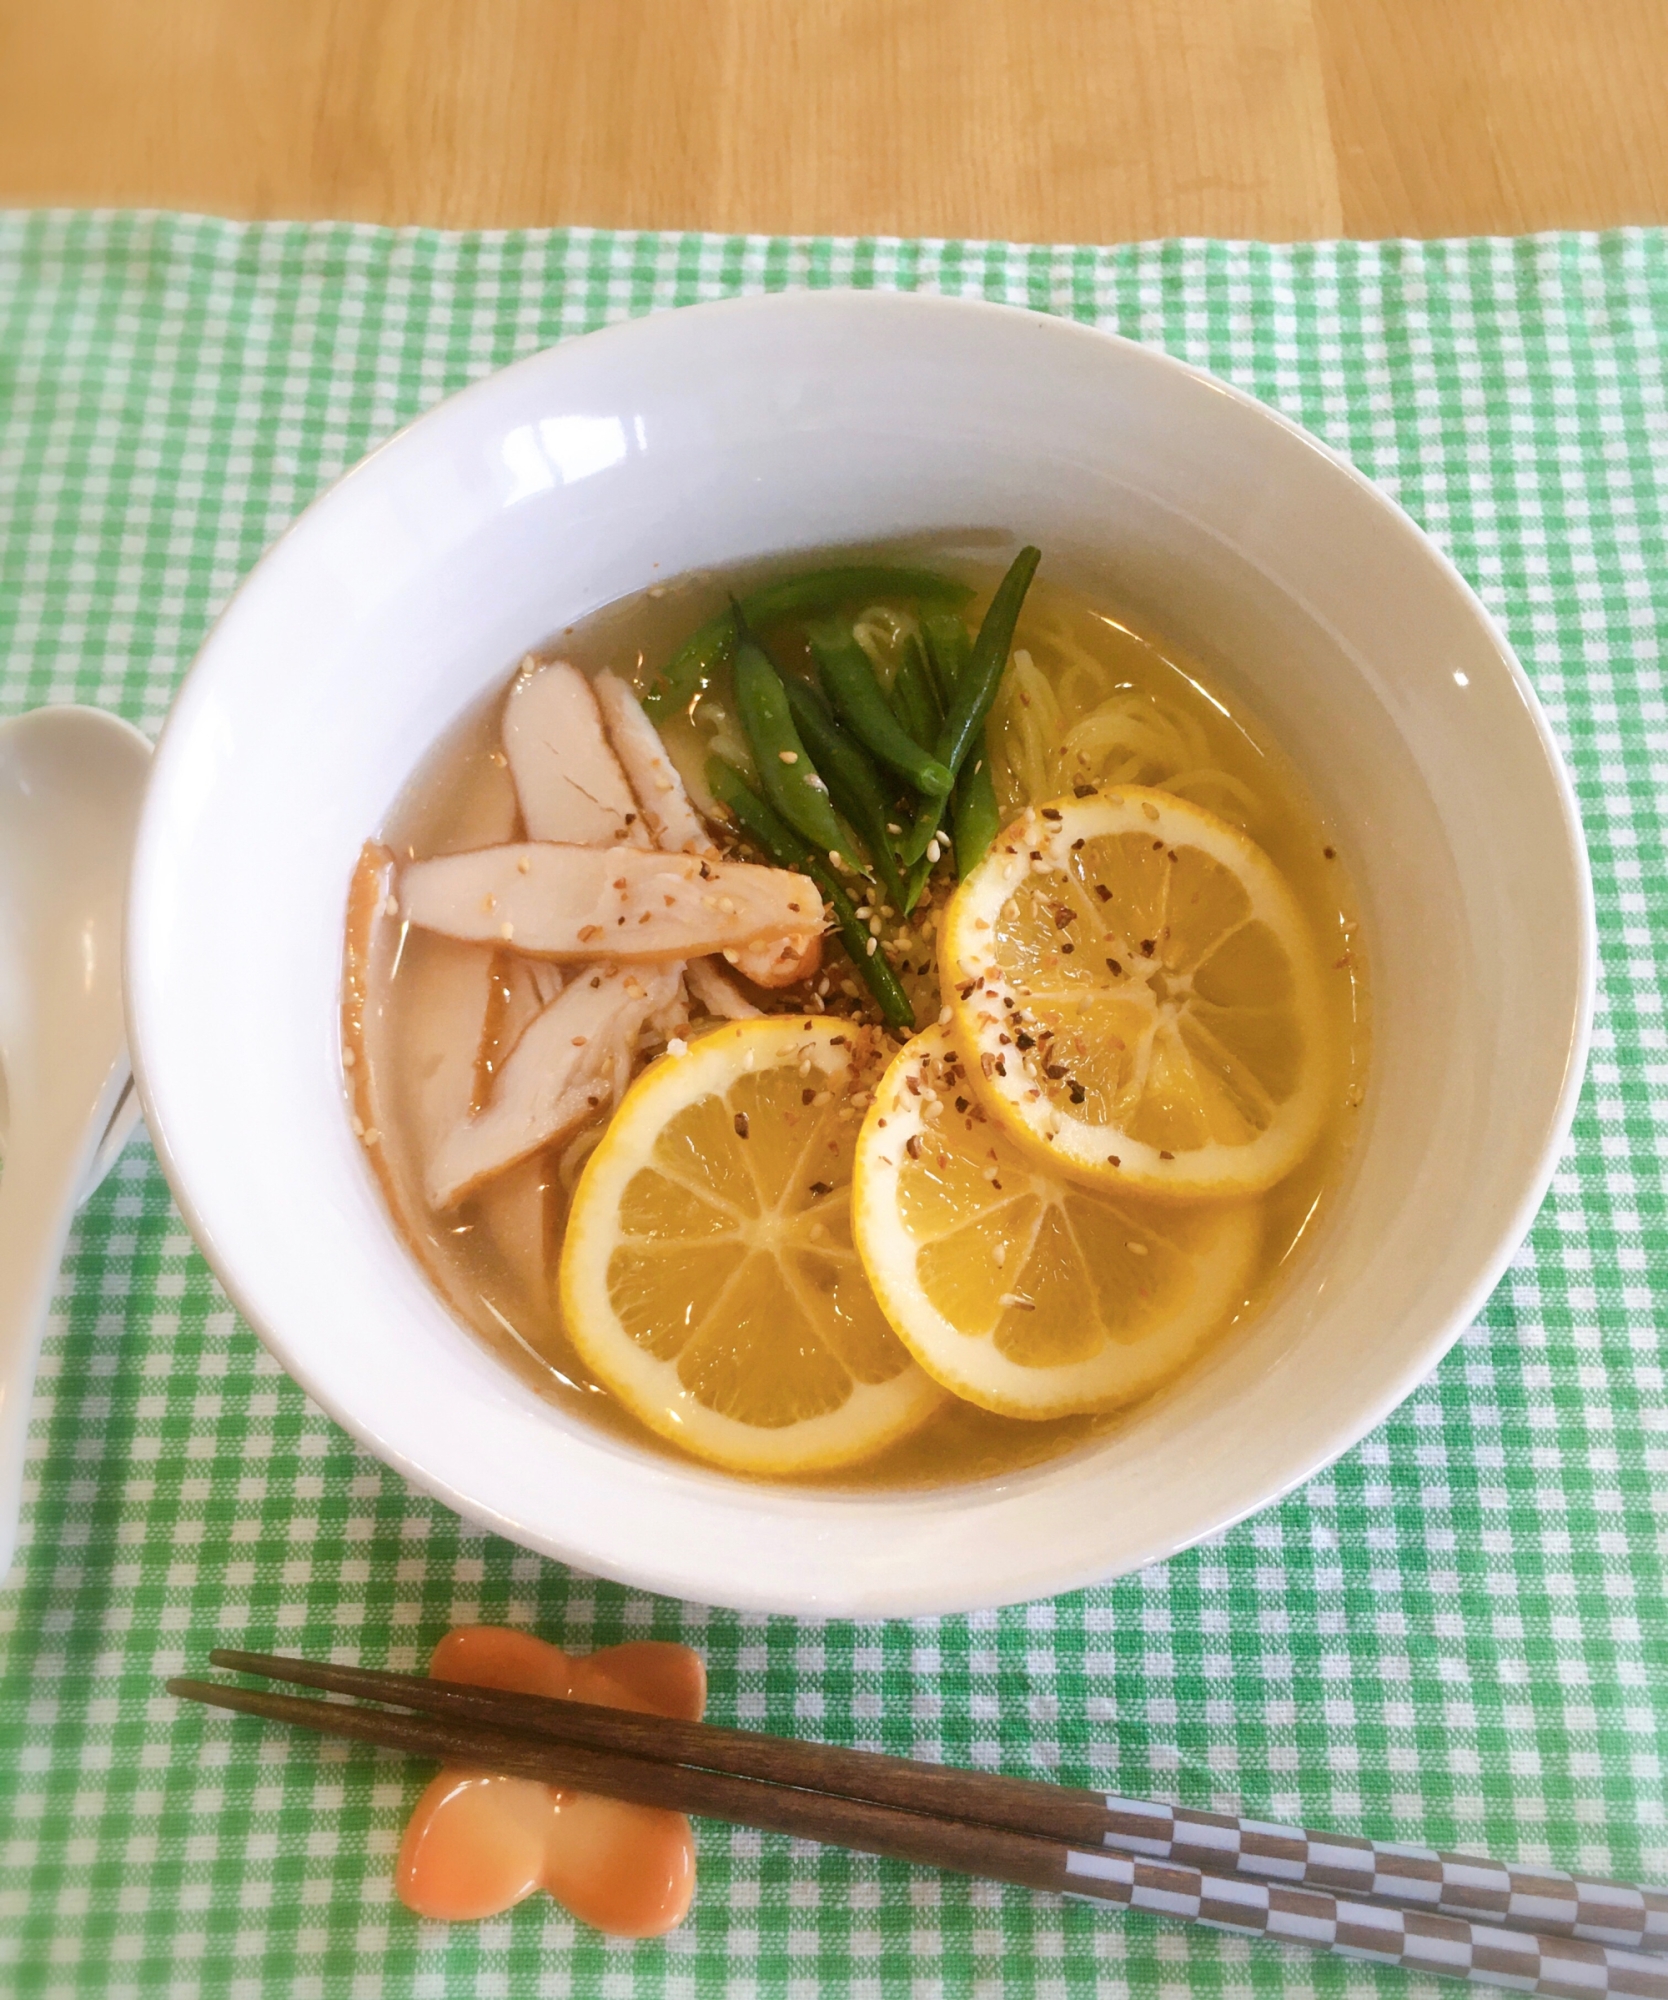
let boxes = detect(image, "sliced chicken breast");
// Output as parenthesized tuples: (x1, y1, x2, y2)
(400, 843, 822, 962)
(503, 659, 648, 847)
(426, 964, 679, 1207)
(593, 670, 714, 857)
(684, 957, 762, 1020)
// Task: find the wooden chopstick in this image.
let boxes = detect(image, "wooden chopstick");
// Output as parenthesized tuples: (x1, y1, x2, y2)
(209, 1647, 1668, 1954)
(170, 1666, 1668, 2000)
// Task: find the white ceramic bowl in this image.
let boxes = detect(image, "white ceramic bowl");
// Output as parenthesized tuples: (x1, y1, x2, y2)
(126, 292, 1593, 1616)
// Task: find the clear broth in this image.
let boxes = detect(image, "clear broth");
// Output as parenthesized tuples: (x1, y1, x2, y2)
(356, 554, 1369, 1489)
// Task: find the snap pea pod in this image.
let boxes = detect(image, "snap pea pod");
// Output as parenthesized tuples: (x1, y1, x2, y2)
(809, 623, 954, 798)
(924, 611, 1001, 875)
(643, 563, 974, 720)
(732, 628, 851, 861)
(901, 546, 1041, 864)
(705, 758, 915, 1033)
(781, 677, 910, 912)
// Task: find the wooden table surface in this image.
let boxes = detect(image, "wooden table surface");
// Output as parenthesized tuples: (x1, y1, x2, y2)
(2, 0, 1665, 242)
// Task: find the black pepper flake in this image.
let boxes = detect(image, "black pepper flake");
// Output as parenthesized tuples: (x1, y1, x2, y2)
(1094, 885, 1112, 903)
(802, 1088, 816, 1105)
(1139, 939, 1156, 958)
(1040, 807, 1063, 822)
(905, 1134, 923, 1160)
(1045, 1063, 1068, 1081)
(1071, 837, 1085, 851)
(1107, 1154, 1121, 1167)
(1014, 1031, 1035, 1051)
(1074, 782, 1095, 797)
(1054, 906, 1076, 928)
(1324, 845, 1337, 859)
(808, 1180, 832, 1197)
(1068, 1080, 1087, 1105)
(734, 1112, 750, 1138)
(1159, 1149, 1174, 1160)
(1152, 838, 1164, 850)
(955, 1096, 970, 1113)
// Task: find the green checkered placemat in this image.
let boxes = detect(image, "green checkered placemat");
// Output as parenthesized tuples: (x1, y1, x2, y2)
(2, 211, 1665, 1998)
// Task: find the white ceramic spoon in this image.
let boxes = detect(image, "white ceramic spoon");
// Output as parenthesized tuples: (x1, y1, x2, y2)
(0, 706, 151, 1581)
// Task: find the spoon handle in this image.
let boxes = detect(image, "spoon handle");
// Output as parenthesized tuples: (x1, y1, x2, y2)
(0, 1067, 126, 1582)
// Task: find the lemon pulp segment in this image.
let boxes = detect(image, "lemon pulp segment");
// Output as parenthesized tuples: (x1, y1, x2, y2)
(852, 1027, 1259, 1417)
(940, 787, 1331, 1198)
(559, 1017, 945, 1474)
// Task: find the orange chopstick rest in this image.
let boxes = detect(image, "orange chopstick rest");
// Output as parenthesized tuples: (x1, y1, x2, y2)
(395, 1626, 706, 1932)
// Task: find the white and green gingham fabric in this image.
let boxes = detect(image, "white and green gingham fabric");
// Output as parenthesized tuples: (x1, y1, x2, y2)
(1, 212, 1665, 1999)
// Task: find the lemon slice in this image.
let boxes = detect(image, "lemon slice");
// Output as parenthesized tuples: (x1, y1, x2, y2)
(852, 1027, 1260, 1417)
(559, 1016, 947, 1475)
(940, 786, 1331, 1198)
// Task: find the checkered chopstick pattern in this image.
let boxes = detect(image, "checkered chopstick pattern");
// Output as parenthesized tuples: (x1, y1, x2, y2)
(1060, 1848, 1668, 1999)
(1099, 1796, 1668, 1950)
(2, 213, 1667, 1999)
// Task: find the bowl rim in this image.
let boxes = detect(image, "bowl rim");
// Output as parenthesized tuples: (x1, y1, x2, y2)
(125, 287, 1596, 1613)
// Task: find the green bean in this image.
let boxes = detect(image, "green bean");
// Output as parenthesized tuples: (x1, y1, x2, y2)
(901, 545, 1040, 863)
(951, 726, 1002, 876)
(890, 631, 943, 749)
(705, 755, 812, 871)
(810, 623, 953, 798)
(705, 759, 915, 1033)
(920, 610, 972, 708)
(643, 564, 973, 720)
(781, 677, 910, 912)
(732, 629, 851, 861)
(900, 849, 936, 916)
(925, 613, 1001, 874)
